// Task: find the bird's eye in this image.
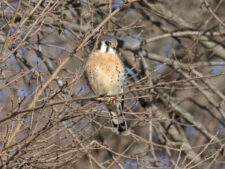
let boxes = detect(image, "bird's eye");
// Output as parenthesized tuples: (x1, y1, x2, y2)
(105, 41, 110, 46)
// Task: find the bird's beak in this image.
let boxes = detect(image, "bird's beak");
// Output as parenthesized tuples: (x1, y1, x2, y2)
(110, 43, 116, 48)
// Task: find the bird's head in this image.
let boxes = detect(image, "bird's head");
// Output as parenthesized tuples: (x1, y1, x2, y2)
(98, 35, 118, 53)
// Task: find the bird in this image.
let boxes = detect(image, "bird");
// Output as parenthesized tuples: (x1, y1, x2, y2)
(85, 35, 130, 135)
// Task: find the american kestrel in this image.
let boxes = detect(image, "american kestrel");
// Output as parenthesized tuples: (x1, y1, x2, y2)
(85, 36, 129, 135)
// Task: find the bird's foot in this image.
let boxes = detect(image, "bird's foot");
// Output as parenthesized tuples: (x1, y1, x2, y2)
(97, 97, 104, 103)
(107, 97, 116, 105)
(97, 94, 107, 103)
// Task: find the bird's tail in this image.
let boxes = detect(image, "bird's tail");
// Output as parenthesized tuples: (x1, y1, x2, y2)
(109, 100, 130, 136)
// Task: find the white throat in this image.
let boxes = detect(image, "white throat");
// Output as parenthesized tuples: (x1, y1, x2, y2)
(99, 41, 115, 53)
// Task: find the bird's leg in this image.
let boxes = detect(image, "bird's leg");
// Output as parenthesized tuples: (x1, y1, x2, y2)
(107, 97, 116, 105)
(96, 94, 107, 103)
(96, 94, 116, 104)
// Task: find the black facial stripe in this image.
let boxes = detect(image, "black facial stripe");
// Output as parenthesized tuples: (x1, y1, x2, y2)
(105, 41, 110, 46)
(104, 41, 109, 52)
(97, 41, 101, 50)
(106, 44, 109, 52)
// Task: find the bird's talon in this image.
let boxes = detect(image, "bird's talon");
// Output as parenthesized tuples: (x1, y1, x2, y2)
(107, 97, 116, 105)
(97, 98, 104, 103)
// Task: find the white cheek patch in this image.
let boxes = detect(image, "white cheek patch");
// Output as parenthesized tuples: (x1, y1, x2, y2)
(108, 47, 115, 53)
(99, 41, 116, 54)
(100, 41, 107, 53)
